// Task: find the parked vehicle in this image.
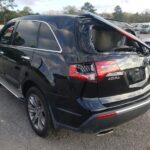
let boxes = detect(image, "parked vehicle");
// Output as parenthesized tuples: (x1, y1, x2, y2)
(142, 38, 150, 47)
(0, 13, 150, 137)
(141, 24, 150, 34)
(132, 23, 143, 34)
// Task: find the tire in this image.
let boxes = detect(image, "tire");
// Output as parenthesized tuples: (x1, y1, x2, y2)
(26, 86, 53, 137)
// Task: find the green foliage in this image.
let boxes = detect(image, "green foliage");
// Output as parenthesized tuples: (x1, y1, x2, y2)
(0, 0, 16, 10)
(0, 6, 36, 24)
(0, 0, 17, 23)
(101, 5, 150, 23)
(113, 5, 123, 21)
(81, 2, 96, 13)
(1, 2, 150, 24)
(63, 5, 79, 15)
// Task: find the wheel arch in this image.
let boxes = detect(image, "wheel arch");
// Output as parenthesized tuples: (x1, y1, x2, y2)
(21, 77, 58, 129)
(22, 80, 38, 97)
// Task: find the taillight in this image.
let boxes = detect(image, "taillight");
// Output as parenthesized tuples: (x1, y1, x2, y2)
(95, 61, 120, 81)
(69, 60, 120, 81)
(69, 64, 96, 81)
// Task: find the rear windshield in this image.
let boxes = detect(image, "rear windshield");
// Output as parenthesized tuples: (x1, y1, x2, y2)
(92, 26, 125, 52)
(78, 18, 141, 54)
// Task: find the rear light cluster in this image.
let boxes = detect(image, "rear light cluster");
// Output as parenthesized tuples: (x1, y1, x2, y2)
(69, 61, 120, 82)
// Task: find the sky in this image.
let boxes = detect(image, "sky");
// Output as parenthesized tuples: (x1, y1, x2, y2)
(15, 0, 150, 14)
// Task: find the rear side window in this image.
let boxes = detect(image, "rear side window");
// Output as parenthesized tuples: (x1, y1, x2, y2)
(38, 23, 60, 51)
(13, 21, 40, 48)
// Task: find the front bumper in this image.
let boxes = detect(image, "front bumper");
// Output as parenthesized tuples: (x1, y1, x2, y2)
(78, 97, 150, 133)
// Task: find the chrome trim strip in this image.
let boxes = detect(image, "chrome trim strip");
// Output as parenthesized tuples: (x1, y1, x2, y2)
(21, 56, 30, 60)
(106, 72, 124, 77)
(116, 98, 150, 114)
(100, 83, 150, 104)
(4, 45, 61, 53)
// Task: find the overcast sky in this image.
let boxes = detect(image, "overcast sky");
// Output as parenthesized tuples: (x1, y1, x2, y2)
(15, 0, 150, 14)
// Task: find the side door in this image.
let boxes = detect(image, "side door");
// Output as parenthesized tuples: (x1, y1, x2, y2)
(2, 20, 40, 88)
(0, 23, 15, 76)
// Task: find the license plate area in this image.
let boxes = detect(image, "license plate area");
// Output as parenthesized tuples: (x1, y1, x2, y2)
(126, 67, 145, 84)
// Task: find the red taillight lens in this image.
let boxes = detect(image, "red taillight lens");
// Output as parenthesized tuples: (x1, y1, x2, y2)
(69, 64, 96, 81)
(69, 61, 120, 81)
(95, 61, 120, 81)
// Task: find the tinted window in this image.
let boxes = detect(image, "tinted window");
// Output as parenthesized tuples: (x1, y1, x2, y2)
(38, 23, 60, 51)
(13, 21, 40, 47)
(0, 24, 14, 44)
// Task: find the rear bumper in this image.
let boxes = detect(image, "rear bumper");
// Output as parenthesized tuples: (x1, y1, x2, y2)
(78, 97, 150, 133)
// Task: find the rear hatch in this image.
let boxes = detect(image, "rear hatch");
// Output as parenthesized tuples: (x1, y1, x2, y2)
(76, 13, 150, 106)
(94, 53, 149, 99)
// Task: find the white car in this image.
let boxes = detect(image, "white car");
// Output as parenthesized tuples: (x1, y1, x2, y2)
(141, 25, 150, 34)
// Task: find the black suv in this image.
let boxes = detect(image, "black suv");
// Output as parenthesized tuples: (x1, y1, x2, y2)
(0, 13, 150, 137)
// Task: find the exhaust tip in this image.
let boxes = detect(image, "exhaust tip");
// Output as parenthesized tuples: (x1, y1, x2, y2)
(97, 129, 114, 136)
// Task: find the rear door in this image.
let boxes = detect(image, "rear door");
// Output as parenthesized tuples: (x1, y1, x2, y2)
(2, 20, 40, 88)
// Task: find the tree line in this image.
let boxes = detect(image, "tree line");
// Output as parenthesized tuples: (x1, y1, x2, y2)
(0, 0, 150, 24)
(0, 0, 38, 24)
(63, 3, 150, 23)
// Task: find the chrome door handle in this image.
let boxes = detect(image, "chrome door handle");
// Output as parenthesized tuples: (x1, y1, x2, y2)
(21, 56, 30, 60)
(0, 51, 4, 55)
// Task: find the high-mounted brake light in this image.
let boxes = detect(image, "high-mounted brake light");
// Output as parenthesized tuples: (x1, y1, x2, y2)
(69, 60, 120, 81)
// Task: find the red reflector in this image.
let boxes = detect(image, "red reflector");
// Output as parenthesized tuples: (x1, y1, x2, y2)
(95, 61, 120, 80)
(96, 112, 117, 119)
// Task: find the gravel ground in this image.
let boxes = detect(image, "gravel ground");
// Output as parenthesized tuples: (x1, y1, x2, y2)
(0, 34, 150, 150)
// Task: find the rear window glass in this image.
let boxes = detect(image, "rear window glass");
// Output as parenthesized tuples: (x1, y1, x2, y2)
(38, 23, 60, 51)
(78, 18, 143, 54)
(92, 26, 125, 52)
